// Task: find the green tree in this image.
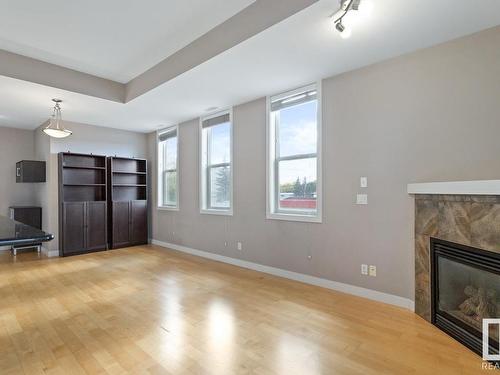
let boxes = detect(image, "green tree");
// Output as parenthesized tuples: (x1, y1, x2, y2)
(214, 166, 230, 205)
(280, 182, 294, 193)
(305, 181, 316, 197)
(293, 177, 302, 197)
(165, 172, 177, 204)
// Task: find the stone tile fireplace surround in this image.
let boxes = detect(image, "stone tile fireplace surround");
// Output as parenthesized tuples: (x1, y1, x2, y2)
(409, 180, 500, 323)
(413, 193, 500, 321)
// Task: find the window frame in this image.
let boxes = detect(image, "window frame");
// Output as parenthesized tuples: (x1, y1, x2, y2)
(157, 125, 179, 211)
(199, 108, 234, 216)
(266, 82, 323, 223)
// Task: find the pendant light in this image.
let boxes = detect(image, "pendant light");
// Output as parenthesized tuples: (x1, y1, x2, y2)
(43, 99, 72, 138)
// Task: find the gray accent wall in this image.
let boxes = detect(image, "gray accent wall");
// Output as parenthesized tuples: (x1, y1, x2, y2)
(150, 27, 500, 300)
(0, 126, 36, 217)
(34, 124, 51, 246)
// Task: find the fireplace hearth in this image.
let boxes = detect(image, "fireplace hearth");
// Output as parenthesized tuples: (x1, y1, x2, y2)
(431, 238, 500, 359)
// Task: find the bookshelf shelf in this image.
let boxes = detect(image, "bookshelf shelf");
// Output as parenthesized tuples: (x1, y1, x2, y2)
(112, 171, 147, 175)
(63, 165, 105, 170)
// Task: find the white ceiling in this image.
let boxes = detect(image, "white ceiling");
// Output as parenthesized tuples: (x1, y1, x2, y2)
(0, 0, 255, 82)
(0, 0, 499, 133)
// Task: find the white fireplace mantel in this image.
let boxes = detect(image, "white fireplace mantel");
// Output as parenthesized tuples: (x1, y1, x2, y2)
(407, 180, 500, 195)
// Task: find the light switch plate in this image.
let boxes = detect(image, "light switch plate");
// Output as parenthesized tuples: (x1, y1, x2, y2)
(369, 265, 377, 277)
(361, 264, 368, 275)
(356, 194, 368, 205)
(237, 242, 242, 251)
(360, 177, 368, 188)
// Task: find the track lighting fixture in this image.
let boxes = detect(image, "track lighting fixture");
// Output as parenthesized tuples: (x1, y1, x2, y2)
(331, 0, 372, 39)
(335, 22, 345, 33)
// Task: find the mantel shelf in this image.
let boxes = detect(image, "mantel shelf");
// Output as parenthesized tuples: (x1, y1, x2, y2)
(407, 180, 500, 195)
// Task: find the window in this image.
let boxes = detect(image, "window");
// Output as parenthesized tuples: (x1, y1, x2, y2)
(158, 126, 179, 209)
(267, 83, 322, 222)
(200, 110, 233, 214)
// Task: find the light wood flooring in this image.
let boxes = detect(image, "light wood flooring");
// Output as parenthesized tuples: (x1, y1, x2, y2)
(0, 245, 487, 374)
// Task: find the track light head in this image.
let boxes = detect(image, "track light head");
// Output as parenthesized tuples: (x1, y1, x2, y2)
(331, 0, 371, 39)
(334, 20, 351, 39)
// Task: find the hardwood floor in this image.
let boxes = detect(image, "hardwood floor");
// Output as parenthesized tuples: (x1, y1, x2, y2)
(0, 245, 486, 374)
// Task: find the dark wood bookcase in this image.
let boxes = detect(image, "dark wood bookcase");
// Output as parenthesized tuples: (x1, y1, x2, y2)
(107, 157, 148, 249)
(58, 153, 108, 256)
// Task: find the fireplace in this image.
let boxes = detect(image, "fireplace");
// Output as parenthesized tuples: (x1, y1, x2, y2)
(431, 238, 500, 359)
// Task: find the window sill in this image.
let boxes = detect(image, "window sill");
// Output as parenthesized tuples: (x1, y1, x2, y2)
(200, 208, 233, 216)
(266, 212, 322, 223)
(157, 206, 179, 212)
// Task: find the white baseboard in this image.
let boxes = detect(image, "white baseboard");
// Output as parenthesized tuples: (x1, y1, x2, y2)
(152, 239, 415, 311)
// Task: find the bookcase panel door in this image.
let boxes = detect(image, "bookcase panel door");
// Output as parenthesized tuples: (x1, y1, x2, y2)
(130, 200, 147, 244)
(112, 202, 131, 247)
(62, 202, 86, 255)
(86, 202, 107, 251)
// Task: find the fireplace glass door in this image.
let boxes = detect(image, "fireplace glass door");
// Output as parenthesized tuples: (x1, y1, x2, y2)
(437, 257, 500, 343)
(431, 238, 500, 358)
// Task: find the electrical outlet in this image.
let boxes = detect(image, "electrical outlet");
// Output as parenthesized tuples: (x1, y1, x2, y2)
(237, 242, 242, 251)
(356, 194, 368, 205)
(360, 177, 368, 188)
(369, 265, 377, 277)
(361, 264, 368, 275)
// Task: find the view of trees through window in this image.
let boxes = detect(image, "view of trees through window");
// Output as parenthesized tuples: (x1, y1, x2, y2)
(204, 118, 231, 210)
(279, 176, 317, 209)
(158, 129, 178, 208)
(165, 171, 177, 205)
(210, 165, 230, 208)
(273, 94, 318, 213)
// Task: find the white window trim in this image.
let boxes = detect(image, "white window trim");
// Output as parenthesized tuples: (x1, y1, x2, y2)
(157, 124, 180, 211)
(199, 108, 234, 216)
(266, 82, 323, 223)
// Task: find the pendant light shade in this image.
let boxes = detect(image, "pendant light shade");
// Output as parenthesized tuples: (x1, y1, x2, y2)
(43, 99, 72, 138)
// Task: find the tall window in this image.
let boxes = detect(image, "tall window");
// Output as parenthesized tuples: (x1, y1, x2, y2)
(200, 110, 233, 214)
(158, 126, 178, 209)
(267, 84, 322, 222)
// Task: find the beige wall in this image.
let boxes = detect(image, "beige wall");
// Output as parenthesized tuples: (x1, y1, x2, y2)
(0, 126, 36, 217)
(34, 125, 51, 243)
(49, 121, 149, 157)
(150, 27, 500, 300)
